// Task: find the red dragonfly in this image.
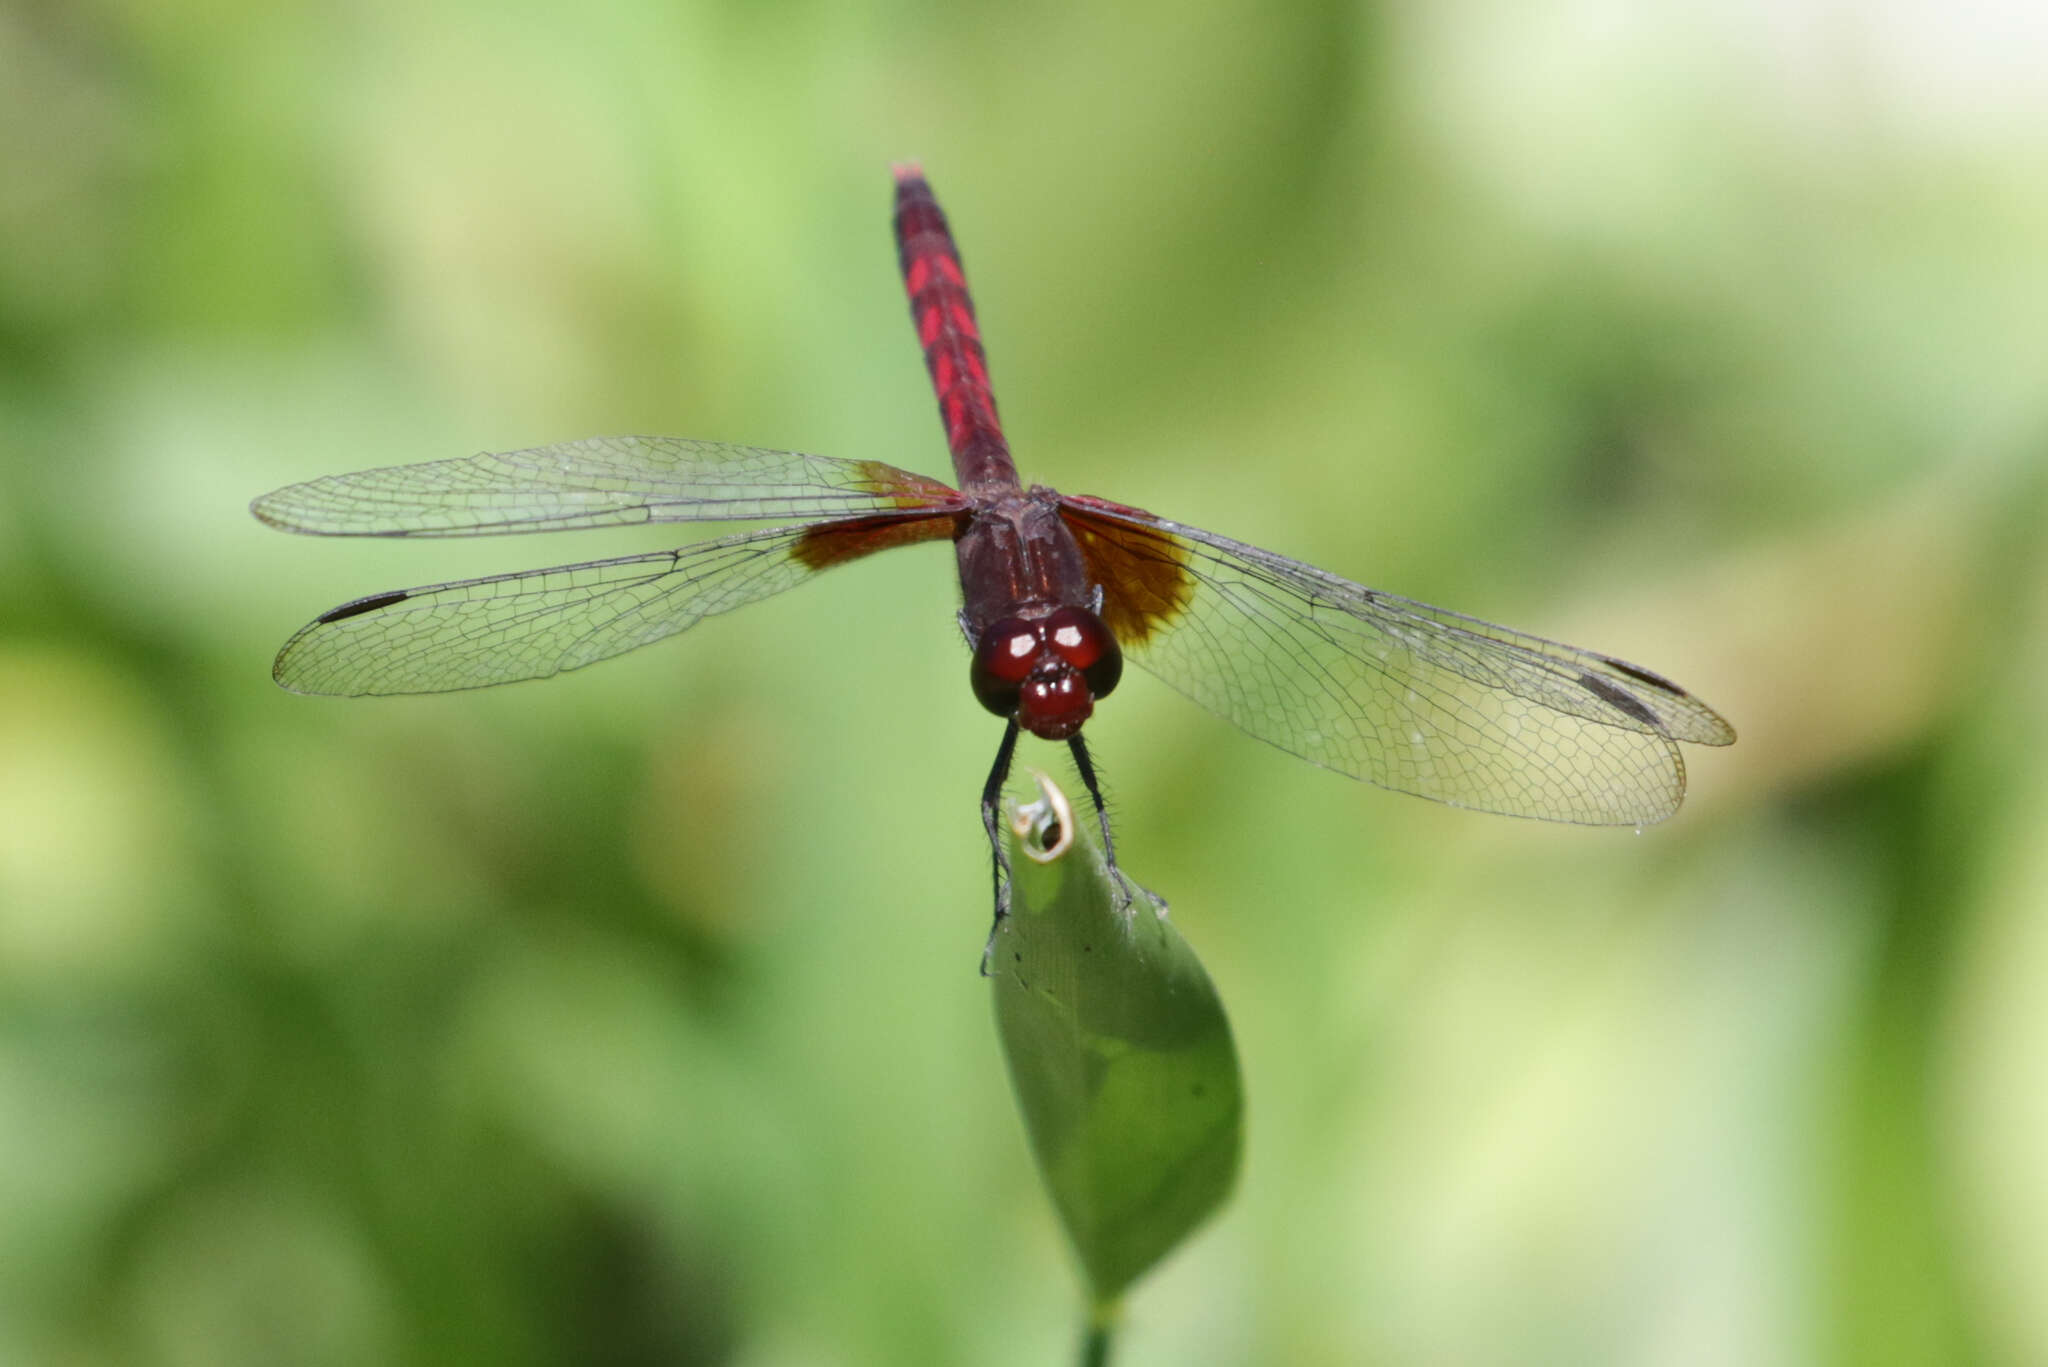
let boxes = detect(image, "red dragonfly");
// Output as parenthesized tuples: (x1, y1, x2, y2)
(256, 168, 1734, 928)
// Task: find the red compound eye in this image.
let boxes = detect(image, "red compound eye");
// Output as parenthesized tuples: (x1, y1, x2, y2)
(970, 618, 1042, 717)
(1042, 605, 1122, 701)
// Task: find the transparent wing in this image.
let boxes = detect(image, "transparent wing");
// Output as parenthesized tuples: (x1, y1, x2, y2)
(252, 436, 965, 537)
(273, 522, 863, 696)
(1062, 498, 1735, 826)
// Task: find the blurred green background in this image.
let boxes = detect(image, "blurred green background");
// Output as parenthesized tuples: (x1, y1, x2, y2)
(5, 0, 2046, 1363)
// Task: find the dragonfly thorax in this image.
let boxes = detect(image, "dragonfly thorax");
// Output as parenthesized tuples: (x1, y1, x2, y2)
(970, 605, 1123, 740)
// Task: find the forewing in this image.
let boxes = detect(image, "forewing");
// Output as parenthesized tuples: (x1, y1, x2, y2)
(272, 518, 935, 696)
(1061, 499, 1734, 826)
(252, 436, 965, 536)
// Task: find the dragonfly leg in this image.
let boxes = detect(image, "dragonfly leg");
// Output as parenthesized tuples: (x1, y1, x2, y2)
(978, 720, 1021, 974)
(1066, 733, 1167, 920)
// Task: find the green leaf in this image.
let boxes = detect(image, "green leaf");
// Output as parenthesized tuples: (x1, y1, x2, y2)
(989, 772, 1243, 1306)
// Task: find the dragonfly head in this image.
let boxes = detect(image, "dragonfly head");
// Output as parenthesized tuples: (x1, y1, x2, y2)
(971, 605, 1123, 741)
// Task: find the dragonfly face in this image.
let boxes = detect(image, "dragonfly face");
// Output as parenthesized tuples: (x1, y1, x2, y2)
(254, 166, 1734, 947)
(970, 605, 1124, 741)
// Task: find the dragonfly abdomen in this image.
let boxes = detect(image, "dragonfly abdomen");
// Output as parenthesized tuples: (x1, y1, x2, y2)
(893, 166, 1019, 493)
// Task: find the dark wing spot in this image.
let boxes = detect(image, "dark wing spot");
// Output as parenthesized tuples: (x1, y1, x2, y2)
(1598, 654, 1690, 696)
(792, 511, 962, 571)
(847, 459, 964, 508)
(318, 590, 409, 623)
(1579, 672, 1667, 732)
(1057, 500, 1194, 646)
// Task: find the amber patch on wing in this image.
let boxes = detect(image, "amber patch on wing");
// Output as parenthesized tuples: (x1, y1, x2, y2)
(845, 459, 964, 510)
(792, 511, 962, 570)
(1058, 499, 1193, 646)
